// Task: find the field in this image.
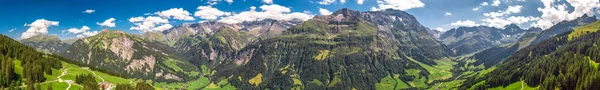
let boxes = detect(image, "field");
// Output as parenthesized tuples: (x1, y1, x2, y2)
(406, 56, 456, 83)
(13, 60, 133, 90)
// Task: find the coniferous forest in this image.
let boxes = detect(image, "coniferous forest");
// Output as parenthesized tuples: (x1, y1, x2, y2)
(2, 1, 600, 89)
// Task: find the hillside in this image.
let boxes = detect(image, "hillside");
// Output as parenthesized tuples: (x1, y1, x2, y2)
(192, 8, 454, 90)
(461, 20, 600, 90)
(464, 15, 598, 68)
(0, 34, 156, 90)
(61, 30, 200, 82)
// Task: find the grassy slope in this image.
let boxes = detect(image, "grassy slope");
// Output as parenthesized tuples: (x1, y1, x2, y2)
(488, 81, 538, 90)
(568, 21, 600, 40)
(14, 60, 133, 90)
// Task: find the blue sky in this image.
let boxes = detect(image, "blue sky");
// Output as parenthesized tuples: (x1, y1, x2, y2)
(0, 0, 599, 40)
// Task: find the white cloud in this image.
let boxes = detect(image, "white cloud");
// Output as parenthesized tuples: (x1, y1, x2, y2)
(319, 8, 333, 15)
(450, 20, 479, 27)
(219, 4, 314, 24)
(444, 12, 452, 16)
(77, 31, 100, 38)
(371, 0, 425, 11)
(66, 26, 91, 34)
(482, 16, 539, 28)
(8, 28, 15, 32)
(21, 19, 59, 39)
(435, 28, 444, 31)
(155, 8, 195, 20)
(319, 0, 336, 5)
(340, 0, 346, 4)
(357, 0, 365, 4)
(153, 24, 174, 31)
(483, 5, 522, 18)
(84, 9, 95, 13)
(472, 7, 480, 11)
(491, 0, 500, 6)
(129, 16, 172, 32)
(481, 2, 489, 6)
(531, 0, 600, 29)
(194, 6, 232, 20)
(97, 18, 116, 27)
(263, 0, 273, 4)
(479, 5, 538, 28)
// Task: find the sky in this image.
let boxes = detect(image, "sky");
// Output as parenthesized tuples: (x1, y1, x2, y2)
(0, 0, 599, 40)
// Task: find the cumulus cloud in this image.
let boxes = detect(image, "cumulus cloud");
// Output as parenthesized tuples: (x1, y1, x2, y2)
(491, 0, 500, 6)
(450, 20, 479, 27)
(155, 8, 195, 20)
(444, 12, 452, 16)
(435, 28, 444, 31)
(319, 0, 336, 5)
(218, 4, 314, 24)
(66, 26, 91, 34)
(194, 6, 232, 20)
(21, 19, 59, 39)
(531, 0, 600, 29)
(473, 2, 491, 11)
(84, 9, 95, 13)
(371, 0, 425, 11)
(319, 8, 333, 15)
(357, 0, 365, 4)
(129, 16, 172, 32)
(483, 5, 522, 18)
(482, 16, 539, 28)
(97, 18, 116, 27)
(77, 31, 100, 38)
(263, 0, 273, 4)
(472, 7, 481, 11)
(479, 5, 538, 28)
(481, 2, 489, 6)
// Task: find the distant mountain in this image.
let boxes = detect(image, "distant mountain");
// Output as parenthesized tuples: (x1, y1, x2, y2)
(462, 20, 600, 90)
(161, 19, 300, 45)
(468, 27, 542, 68)
(61, 30, 199, 82)
(439, 24, 527, 55)
(466, 15, 598, 68)
(531, 14, 598, 44)
(20, 34, 70, 54)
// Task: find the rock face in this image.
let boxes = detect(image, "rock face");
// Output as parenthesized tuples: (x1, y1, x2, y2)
(439, 24, 527, 55)
(200, 8, 452, 89)
(61, 30, 199, 82)
(20, 34, 70, 54)
(164, 19, 302, 65)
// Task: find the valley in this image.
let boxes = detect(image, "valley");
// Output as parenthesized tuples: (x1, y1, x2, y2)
(2, 1, 600, 89)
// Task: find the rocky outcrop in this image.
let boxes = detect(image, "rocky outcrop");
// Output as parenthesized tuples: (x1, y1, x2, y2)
(126, 55, 155, 73)
(439, 24, 527, 55)
(110, 36, 134, 61)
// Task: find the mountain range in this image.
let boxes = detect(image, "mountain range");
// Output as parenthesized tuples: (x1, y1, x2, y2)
(6, 8, 600, 90)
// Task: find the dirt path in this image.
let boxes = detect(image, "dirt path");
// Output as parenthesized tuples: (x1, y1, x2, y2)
(521, 80, 524, 90)
(58, 68, 73, 90)
(84, 68, 105, 82)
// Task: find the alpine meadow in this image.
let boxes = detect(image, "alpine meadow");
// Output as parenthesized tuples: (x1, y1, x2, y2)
(2, 0, 600, 90)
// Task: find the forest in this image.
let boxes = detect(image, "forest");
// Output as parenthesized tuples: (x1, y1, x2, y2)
(462, 29, 600, 90)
